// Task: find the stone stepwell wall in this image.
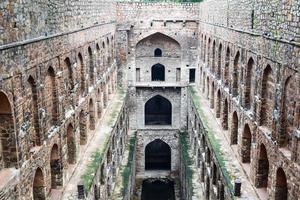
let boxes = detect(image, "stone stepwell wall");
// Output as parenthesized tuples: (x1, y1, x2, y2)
(199, 0, 300, 43)
(116, 2, 199, 23)
(0, 0, 116, 45)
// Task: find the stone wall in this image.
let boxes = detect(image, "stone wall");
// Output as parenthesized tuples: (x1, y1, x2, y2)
(198, 0, 300, 199)
(86, 103, 130, 200)
(0, 0, 119, 197)
(0, 0, 116, 45)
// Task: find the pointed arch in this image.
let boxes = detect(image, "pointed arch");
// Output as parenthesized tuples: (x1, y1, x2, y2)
(206, 76, 210, 99)
(217, 43, 222, 79)
(33, 168, 46, 200)
(28, 76, 40, 146)
(212, 40, 216, 73)
(136, 32, 181, 58)
(281, 76, 296, 148)
(64, 57, 73, 91)
(275, 168, 288, 200)
(244, 58, 254, 110)
(145, 139, 171, 170)
(207, 38, 211, 65)
(256, 143, 269, 188)
(222, 98, 229, 130)
(241, 124, 252, 163)
(45, 67, 58, 125)
(224, 46, 230, 86)
(216, 90, 221, 118)
(231, 111, 238, 145)
(154, 48, 162, 57)
(0, 91, 17, 168)
(66, 124, 76, 164)
(78, 53, 85, 96)
(50, 144, 62, 189)
(80, 110, 87, 145)
(145, 95, 172, 125)
(151, 63, 165, 81)
(88, 47, 95, 85)
(89, 99, 95, 130)
(232, 51, 240, 97)
(260, 65, 274, 128)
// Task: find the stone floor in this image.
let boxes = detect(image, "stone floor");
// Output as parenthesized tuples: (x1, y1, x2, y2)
(53, 89, 125, 200)
(193, 87, 261, 200)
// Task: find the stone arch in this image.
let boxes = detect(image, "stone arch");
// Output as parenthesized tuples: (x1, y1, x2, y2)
(64, 57, 73, 91)
(222, 98, 229, 130)
(260, 65, 274, 128)
(210, 81, 215, 109)
(244, 57, 254, 110)
(275, 168, 288, 200)
(256, 143, 269, 188)
(45, 67, 58, 126)
(96, 44, 101, 77)
(145, 139, 171, 170)
(66, 124, 76, 164)
(89, 99, 95, 130)
(281, 76, 296, 148)
(79, 110, 87, 145)
(145, 95, 172, 125)
(207, 38, 211, 65)
(88, 47, 95, 85)
(97, 88, 102, 118)
(216, 90, 221, 118)
(224, 46, 230, 87)
(32, 167, 46, 200)
(217, 43, 222, 79)
(0, 91, 17, 169)
(231, 111, 238, 145)
(212, 40, 216, 73)
(28, 76, 40, 146)
(78, 53, 85, 96)
(50, 144, 62, 189)
(151, 63, 165, 81)
(136, 32, 181, 58)
(154, 48, 162, 57)
(232, 51, 240, 97)
(241, 124, 252, 163)
(206, 76, 210, 99)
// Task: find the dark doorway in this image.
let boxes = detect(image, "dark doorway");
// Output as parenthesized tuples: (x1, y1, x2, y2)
(151, 64, 165, 81)
(145, 139, 171, 170)
(189, 68, 196, 83)
(145, 95, 171, 125)
(154, 48, 162, 57)
(141, 179, 175, 200)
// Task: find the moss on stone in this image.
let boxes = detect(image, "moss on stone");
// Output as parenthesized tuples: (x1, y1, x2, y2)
(180, 131, 194, 196)
(189, 86, 234, 193)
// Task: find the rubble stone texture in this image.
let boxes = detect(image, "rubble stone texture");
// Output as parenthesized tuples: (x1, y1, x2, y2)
(0, 0, 299, 200)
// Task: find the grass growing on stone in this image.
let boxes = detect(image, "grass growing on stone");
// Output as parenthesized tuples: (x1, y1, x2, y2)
(81, 88, 126, 193)
(121, 132, 137, 195)
(82, 151, 102, 191)
(180, 131, 194, 196)
(108, 89, 126, 126)
(189, 86, 234, 193)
